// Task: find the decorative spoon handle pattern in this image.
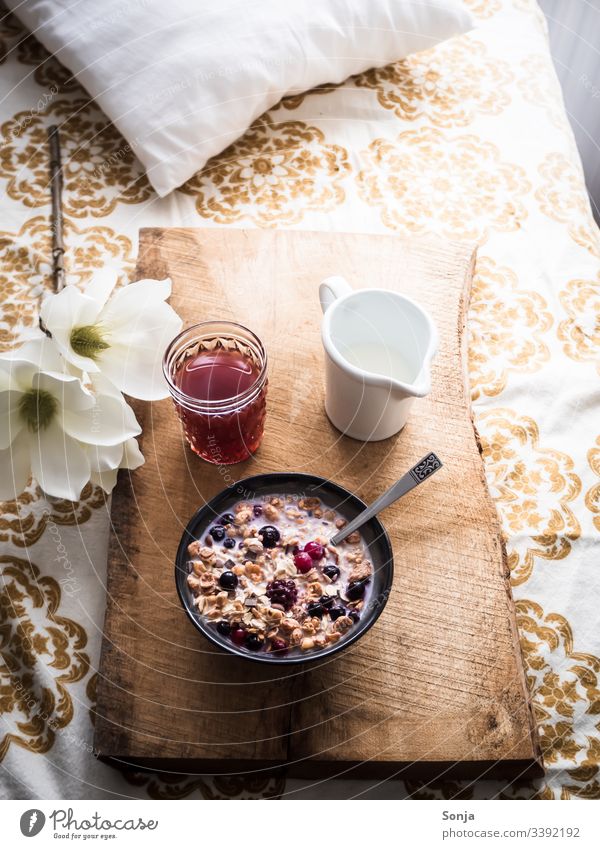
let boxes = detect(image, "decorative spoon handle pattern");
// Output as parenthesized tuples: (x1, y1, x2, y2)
(331, 452, 443, 546)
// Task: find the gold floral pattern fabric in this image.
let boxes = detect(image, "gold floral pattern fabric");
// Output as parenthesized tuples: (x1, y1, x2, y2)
(355, 38, 513, 128)
(587, 439, 600, 534)
(518, 600, 600, 798)
(17, 34, 82, 94)
(0, 98, 152, 217)
(0, 216, 134, 351)
(557, 274, 600, 372)
(121, 772, 285, 801)
(468, 256, 552, 400)
(274, 84, 340, 112)
(180, 117, 351, 227)
(536, 152, 600, 258)
(477, 409, 581, 586)
(0, 480, 107, 549)
(357, 128, 530, 242)
(464, 0, 502, 19)
(517, 55, 567, 130)
(0, 555, 89, 760)
(0, 0, 599, 802)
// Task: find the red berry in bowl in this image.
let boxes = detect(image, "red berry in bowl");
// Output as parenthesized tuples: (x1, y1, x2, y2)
(270, 638, 288, 655)
(304, 540, 324, 560)
(231, 627, 246, 645)
(294, 551, 313, 573)
(266, 579, 298, 610)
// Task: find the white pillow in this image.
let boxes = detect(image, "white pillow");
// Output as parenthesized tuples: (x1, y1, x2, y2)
(8, 0, 473, 197)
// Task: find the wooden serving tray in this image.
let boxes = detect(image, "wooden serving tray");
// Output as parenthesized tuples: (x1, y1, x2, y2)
(94, 228, 542, 780)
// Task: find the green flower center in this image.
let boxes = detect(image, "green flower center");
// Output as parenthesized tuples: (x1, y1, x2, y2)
(19, 389, 58, 432)
(70, 324, 110, 360)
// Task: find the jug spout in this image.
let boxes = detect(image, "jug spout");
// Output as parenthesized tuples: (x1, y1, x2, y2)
(390, 334, 437, 398)
(392, 373, 432, 399)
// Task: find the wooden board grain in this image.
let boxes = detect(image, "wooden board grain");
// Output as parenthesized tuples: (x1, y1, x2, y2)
(94, 228, 542, 780)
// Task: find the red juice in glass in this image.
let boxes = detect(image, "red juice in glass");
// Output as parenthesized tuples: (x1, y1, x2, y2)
(163, 322, 267, 464)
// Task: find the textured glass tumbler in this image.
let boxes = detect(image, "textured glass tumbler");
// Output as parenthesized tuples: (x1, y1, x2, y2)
(163, 321, 268, 464)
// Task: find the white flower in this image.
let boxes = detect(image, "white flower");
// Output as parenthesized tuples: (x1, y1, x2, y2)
(0, 338, 141, 501)
(87, 436, 145, 494)
(40, 275, 182, 401)
(82, 373, 145, 493)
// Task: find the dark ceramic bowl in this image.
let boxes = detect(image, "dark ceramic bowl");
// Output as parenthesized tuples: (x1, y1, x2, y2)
(175, 473, 394, 664)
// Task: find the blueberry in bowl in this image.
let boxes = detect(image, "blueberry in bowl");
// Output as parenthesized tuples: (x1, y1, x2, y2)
(175, 473, 393, 665)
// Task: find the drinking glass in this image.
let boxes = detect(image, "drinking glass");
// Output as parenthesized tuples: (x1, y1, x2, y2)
(163, 321, 268, 464)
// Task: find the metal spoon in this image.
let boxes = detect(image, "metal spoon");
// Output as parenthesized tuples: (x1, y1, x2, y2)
(330, 451, 443, 546)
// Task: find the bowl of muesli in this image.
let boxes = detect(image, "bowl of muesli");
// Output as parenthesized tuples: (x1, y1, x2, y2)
(175, 473, 393, 664)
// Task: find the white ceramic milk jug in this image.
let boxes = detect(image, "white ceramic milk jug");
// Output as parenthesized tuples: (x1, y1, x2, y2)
(319, 276, 438, 441)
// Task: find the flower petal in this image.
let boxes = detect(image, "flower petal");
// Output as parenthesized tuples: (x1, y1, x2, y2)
(0, 430, 31, 500)
(87, 371, 125, 400)
(61, 392, 141, 446)
(80, 277, 182, 399)
(0, 338, 66, 389)
(100, 280, 181, 343)
(95, 336, 175, 401)
(41, 284, 102, 330)
(99, 278, 173, 332)
(33, 370, 95, 413)
(83, 270, 118, 309)
(0, 389, 24, 449)
(40, 285, 103, 372)
(89, 435, 145, 494)
(90, 467, 119, 494)
(121, 437, 144, 470)
(86, 441, 124, 474)
(29, 421, 91, 501)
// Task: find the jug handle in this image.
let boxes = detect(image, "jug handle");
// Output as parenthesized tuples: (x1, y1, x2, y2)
(319, 276, 352, 313)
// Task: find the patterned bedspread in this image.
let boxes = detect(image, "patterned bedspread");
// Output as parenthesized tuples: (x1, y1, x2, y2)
(1, 0, 599, 800)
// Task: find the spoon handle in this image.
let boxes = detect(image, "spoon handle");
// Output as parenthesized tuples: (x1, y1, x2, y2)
(330, 452, 443, 546)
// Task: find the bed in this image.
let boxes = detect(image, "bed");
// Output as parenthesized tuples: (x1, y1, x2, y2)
(0, 0, 599, 800)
